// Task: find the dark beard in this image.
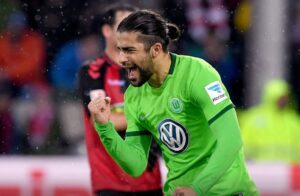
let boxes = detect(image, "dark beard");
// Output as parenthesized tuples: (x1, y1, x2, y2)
(131, 66, 152, 87)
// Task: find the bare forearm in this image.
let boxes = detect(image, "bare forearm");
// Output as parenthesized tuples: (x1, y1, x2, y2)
(110, 112, 127, 132)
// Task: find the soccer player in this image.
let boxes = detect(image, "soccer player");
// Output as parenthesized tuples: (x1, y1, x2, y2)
(88, 10, 258, 196)
(79, 5, 162, 196)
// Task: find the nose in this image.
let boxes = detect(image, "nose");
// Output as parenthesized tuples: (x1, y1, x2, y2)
(119, 51, 128, 66)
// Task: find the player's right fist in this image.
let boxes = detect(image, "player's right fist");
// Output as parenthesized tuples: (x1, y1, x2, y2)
(88, 96, 112, 125)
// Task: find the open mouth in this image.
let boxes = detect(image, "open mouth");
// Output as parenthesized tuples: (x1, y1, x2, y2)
(126, 64, 139, 81)
(128, 64, 138, 73)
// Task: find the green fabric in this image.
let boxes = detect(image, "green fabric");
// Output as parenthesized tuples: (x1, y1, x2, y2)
(94, 121, 152, 177)
(207, 104, 235, 125)
(191, 109, 258, 195)
(95, 53, 258, 195)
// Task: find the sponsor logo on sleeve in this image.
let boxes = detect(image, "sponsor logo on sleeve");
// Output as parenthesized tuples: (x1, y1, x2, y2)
(205, 81, 227, 105)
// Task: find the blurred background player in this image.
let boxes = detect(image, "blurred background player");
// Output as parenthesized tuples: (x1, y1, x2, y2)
(240, 79, 300, 162)
(78, 4, 162, 196)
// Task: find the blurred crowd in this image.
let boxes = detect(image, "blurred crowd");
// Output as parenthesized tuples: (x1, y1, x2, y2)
(0, 0, 299, 164)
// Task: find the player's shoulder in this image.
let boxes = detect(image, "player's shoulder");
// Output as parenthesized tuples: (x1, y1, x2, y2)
(175, 54, 210, 68)
(175, 54, 215, 75)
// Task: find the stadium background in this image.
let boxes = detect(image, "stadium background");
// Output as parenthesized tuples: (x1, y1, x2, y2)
(0, 0, 300, 195)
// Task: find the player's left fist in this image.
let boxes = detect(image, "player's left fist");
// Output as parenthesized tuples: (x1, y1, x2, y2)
(172, 186, 197, 196)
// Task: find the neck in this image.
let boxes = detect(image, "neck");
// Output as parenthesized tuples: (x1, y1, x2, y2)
(104, 44, 120, 65)
(148, 52, 171, 88)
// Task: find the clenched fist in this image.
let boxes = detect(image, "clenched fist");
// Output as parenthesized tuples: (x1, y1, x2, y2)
(172, 186, 197, 196)
(88, 96, 112, 125)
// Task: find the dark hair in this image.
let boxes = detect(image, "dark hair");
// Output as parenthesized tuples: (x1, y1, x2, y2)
(100, 4, 138, 27)
(92, 3, 138, 34)
(117, 10, 181, 52)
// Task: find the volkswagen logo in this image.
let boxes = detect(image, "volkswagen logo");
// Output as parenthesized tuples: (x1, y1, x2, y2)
(158, 119, 189, 153)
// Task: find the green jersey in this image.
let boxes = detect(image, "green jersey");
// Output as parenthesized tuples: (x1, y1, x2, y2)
(95, 53, 258, 195)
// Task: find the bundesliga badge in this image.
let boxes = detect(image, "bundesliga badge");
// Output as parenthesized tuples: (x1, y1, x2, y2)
(205, 81, 227, 105)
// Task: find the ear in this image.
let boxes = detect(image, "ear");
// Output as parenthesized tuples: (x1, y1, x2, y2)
(150, 43, 163, 58)
(101, 24, 112, 39)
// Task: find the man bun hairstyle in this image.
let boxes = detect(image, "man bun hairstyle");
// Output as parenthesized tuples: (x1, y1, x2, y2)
(117, 10, 181, 52)
(166, 23, 180, 42)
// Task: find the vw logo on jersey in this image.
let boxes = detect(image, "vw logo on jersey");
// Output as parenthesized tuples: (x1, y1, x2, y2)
(158, 119, 189, 153)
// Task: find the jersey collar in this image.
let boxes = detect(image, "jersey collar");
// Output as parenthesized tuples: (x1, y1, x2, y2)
(169, 53, 176, 75)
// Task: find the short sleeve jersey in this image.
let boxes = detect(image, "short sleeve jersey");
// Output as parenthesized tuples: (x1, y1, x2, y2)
(124, 53, 237, 193)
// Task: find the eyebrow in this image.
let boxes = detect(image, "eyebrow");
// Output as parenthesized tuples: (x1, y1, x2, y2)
(117, 46, 136, 51)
